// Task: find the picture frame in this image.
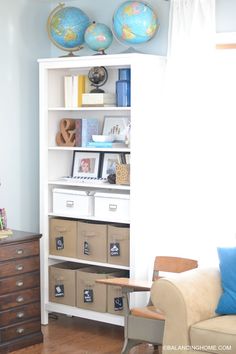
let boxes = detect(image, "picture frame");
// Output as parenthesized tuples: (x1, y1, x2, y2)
(72, 151, 100, 178)
(101, 153, 121, 178)
(102, 116, 130, 142)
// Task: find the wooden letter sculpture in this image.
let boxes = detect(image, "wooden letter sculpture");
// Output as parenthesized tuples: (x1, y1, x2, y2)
(56, 119, 76, 146)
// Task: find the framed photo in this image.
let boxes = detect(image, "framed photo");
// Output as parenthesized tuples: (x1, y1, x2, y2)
(101, 153, 121, 178)
(103, 116, 130, 142)
(72, 151, 100, 178)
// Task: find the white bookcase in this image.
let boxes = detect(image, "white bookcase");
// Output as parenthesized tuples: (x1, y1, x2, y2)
(39, 53, 166, 326)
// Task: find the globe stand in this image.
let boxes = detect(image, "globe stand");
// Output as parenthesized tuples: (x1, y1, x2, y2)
(59, 46, 84, 58)
(90, 87, 105, 93)
(93, 50, 107, 56)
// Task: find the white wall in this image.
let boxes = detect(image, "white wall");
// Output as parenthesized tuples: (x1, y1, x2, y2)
(0, 0, 50, 232)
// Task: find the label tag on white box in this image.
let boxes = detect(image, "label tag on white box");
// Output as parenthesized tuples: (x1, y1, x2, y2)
(84, 289, 93, 303)
(84, 241, 90, 255)
(56, 236, 64, 250)
(55, 284, 64, 297)
(110, 242, 120, 256)
(114, 297, 123, 311)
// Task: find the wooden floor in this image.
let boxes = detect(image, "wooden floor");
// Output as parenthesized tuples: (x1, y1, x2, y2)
(11, 314, 159, 354)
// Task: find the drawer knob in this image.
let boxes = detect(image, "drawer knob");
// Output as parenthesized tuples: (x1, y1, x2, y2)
(16, 264, 24, 271)
(16, 249, 24, 255)
(16, 327, 25, 335)
(16, 296, 24, 303)
(66, 200, 74, 208)
(109, 204, 117, 211)
(16, 296, 24, 302)
(16, 280, 24, 287)
(16, 311, 25, 319)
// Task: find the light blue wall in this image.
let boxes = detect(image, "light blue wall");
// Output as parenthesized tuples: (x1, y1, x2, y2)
(0, 0, 235, 233)
(0, 0, 50, 232)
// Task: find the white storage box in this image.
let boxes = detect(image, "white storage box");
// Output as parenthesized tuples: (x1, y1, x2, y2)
(53, 188, 94, 217)
(94, 192, 130, 222)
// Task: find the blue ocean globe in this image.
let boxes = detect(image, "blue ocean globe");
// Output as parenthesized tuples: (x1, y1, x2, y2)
(47, 4, 90, 55)
(112, 1, 159, 45)
(85, 22, 113, 55)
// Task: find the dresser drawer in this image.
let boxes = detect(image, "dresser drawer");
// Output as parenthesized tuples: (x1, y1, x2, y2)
(0, 319, 41, 342)
(0, 257, 40, 278)
(0, 302, 40, 326)
(0, 240, 39, 262)
(0, 288, 40, 311)
(0, 272, 40, 295)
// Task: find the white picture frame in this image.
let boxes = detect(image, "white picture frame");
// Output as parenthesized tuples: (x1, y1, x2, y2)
(102, 116, 130, 142)
(72, 151, 100, 178)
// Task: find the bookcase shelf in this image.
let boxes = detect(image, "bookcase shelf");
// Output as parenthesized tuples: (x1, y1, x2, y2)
(48, 146, 130, 152)
(48, 107, 131, 111)
(39, 53, 165, 326)
(48, 180, 130, 191)
(48, 255, 130, 271)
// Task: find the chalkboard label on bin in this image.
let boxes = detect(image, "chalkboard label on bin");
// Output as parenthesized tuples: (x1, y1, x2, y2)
(55, 284, 64, 297)
(114, 297, 123, 311)
(84, 289, 93, 303)
(84, 241, 90, 255)
(56, 236, 64, 250)
(110, 242, 120, 257)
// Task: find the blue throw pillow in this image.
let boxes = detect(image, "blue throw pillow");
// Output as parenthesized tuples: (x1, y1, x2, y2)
(216, 247, 236, 314)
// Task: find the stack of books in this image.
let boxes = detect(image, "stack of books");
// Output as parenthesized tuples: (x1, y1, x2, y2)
(75, 118, 99, 147)
(64, 75, 88, 108)
(0, 229, 13, 238)
(0, 208, 12, 238)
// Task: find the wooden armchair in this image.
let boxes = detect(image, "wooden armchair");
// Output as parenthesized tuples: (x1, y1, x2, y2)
(97, 256, 198, 353)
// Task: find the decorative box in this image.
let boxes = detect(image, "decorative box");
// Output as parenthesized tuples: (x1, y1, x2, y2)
(53, 188, 94, 217)
(82, 93, 115, 107)
(76, 266, 123, 313)
(94, 192, 130, 222)
(116, 164, 130, 185)
(107, 271, 129, 316)
(107, 225, 130, 267)
(77, 221, 107, 263)
(49, 262, 85, 306)
(49, 218, 77, 258)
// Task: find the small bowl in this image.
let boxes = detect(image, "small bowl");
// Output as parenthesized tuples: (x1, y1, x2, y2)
(92, 135, 115, 143)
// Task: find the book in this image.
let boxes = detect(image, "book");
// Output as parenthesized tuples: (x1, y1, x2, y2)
(64, 76, 73, 108)
(78, 75, 86, 107)
(82, 93, 116, 107)
(0, 228, 13, 238)
(75, 118, 99, 147)
(75, 119, 82, 146)
(81, 118, 99, 147)
(87, 142, 127, 148)
(72, 76, 79, 108)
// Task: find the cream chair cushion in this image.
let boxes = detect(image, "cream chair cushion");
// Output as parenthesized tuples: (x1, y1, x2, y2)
(190, 315, 236, 354)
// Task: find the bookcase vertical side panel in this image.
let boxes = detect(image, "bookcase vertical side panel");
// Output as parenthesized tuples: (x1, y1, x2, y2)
(39, 63, 49, 325)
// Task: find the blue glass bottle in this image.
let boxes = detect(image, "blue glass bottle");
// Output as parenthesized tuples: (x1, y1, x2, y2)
(116, 68, 131, 107)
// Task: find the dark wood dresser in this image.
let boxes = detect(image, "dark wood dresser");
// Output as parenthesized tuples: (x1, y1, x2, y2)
(0, 230, 43, 353)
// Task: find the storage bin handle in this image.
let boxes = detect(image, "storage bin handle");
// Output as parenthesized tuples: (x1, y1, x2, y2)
(55, 226, 67, 232)
(66, 200, 74, 208)
(84, 232, 96, 238)
(109, 204, 117, 211)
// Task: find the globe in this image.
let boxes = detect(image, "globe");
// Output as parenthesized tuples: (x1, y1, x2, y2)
(112, 1, 159, 45)
(85, 22, 113, 55)
(47, 4, 90, 55)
